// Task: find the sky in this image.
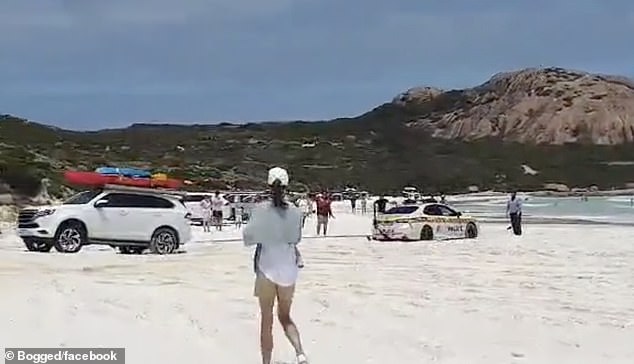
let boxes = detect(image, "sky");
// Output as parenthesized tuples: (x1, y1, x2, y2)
(1, 0, 633, 130)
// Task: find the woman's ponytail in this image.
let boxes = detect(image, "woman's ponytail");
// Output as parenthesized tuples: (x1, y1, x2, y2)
(270, 179, 288, 209)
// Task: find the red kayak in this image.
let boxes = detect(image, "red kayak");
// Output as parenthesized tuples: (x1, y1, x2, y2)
(64, 171, 182, 189)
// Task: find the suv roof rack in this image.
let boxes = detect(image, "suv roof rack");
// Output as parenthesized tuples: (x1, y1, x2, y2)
(103, 184, 187, 197)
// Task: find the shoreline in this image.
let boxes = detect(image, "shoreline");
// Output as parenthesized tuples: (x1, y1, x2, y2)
(527, 189, 634, 197)
(478, 217, 634, 227)
(450, 188, 634, 198)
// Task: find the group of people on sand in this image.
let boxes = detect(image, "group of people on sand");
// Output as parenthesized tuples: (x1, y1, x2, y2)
(348, 194, 368, 214)
(293, 192, 335, 236)
(199, 191, 227, 232)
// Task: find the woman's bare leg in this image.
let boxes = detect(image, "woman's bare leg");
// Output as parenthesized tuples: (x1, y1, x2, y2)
(276, 285, 305, 357)
(258, 293, 276, 364)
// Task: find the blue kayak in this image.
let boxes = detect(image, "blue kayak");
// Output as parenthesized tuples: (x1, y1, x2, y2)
(95, 167, 151, 178)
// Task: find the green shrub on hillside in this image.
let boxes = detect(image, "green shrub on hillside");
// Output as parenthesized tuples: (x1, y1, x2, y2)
(0, 163, 43, 197)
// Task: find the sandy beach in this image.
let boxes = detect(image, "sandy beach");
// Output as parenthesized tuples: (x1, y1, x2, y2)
(1, 203, 633, 363)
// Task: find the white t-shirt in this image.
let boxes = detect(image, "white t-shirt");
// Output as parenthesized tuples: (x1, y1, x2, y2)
(244, 201, 302, 286)
(257, 243, 298, 286)
(200, 200, 212, 218)
(211, 196, 224, 211)
(507, 197, 523, 214)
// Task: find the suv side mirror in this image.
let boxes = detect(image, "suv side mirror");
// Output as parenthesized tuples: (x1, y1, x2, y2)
(456, 211, 462, 217)
(95, 199, 109, 208)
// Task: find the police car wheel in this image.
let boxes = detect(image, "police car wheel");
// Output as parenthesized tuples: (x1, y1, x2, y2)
(420, 225, 433, 241)
(465, 223, 478, 238)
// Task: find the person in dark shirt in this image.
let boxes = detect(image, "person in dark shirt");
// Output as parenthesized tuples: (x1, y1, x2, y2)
(372, 196, 390, 230)
(315, 193, 334, 236)
(374, 196, 389, 214)
(350, 195, 357, 214)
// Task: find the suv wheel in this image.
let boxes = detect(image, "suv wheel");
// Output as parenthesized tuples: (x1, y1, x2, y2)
(25, 239, 53, 252)
(53, 222, 85, 253)
(119, 246, 146, 255)
(150, 228, 179, 255)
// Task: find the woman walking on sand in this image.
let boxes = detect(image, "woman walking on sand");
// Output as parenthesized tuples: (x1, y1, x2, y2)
(243, 167, 308, 364)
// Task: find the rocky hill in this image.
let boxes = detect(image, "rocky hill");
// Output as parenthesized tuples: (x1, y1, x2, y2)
(399, 67, 634, 144)
(2, 67, 634, 200)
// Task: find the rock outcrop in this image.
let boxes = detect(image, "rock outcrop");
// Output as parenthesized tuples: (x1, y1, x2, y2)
(398, 67, 634, 145)
(393, 86, 443, 105)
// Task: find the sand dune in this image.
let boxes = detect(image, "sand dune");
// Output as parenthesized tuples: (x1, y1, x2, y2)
(1, 209, 633, 363)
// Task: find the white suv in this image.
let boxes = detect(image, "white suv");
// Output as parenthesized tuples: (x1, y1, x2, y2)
(16, 185, 192, 254)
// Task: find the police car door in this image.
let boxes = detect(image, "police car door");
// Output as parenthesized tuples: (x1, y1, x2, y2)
(438, 205, 463, 238)
(423, 204, 446, 237)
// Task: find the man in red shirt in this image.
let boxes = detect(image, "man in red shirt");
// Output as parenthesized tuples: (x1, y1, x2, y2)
(315, 193, 334, 236)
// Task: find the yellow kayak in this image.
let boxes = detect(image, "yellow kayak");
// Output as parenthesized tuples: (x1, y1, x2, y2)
(151, 173, 168, 181)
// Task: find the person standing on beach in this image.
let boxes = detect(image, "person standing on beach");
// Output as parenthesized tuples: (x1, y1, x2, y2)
(506, 191, 523, 236)
(296, 194, 313, 228)
(360, 194, 368, 215)
(235, 207, 244, 229)
(243, 167, 308, 364)
(315, 193, 334, 236)
(374, 196, 389, 214)
(211, 191, 224, 231)
(372, 196, 389, 228)
(440, 193, 447, 204)
(200, 195, 212, 232)
(350, 194, 357, 214)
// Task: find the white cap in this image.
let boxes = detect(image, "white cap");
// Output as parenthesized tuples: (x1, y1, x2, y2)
(267, 167, 289, 186)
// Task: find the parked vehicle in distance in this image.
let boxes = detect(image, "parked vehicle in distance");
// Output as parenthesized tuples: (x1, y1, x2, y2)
(402, 186, 421, 201)
(16, 185, 192, 254)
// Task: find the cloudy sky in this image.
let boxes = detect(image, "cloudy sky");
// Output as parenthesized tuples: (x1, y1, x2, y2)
(1, 0, 633, 129)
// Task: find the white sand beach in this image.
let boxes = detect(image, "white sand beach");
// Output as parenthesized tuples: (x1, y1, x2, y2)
(1, 203, 633, 363)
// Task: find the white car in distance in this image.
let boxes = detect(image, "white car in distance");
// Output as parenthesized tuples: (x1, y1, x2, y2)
(16, 185, 192, 254)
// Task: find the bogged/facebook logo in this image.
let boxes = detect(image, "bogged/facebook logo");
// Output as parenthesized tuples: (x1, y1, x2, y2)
(4, 348, 124, 363)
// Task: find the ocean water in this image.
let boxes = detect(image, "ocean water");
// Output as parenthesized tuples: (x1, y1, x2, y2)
(449, 194, 634, 225)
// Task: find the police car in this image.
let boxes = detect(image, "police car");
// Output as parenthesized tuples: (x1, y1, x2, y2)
(371, 203, 479, 241)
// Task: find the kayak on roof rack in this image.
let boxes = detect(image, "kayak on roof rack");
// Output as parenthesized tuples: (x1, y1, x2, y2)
(94, 167, 152, 178)
(64, 170, 182, 189)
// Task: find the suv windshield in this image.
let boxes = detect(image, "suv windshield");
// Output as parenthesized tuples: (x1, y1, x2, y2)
(64, 190, 102, 205)
(384, 206, 418, 215)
